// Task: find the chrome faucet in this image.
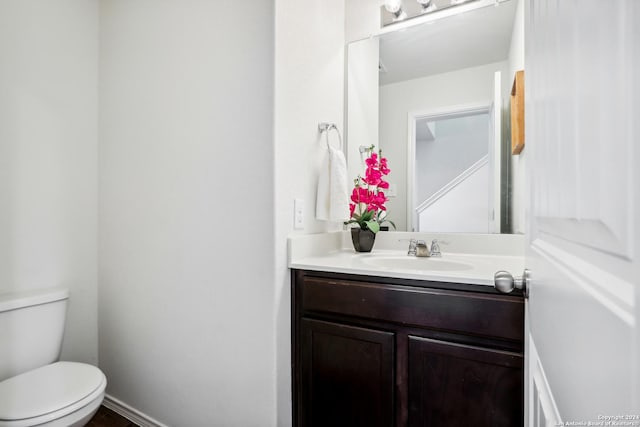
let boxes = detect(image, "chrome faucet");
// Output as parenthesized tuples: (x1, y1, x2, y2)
(405, 238, 441, 257)
(416, 240, 430, 257)
(405, 239, 431, 257)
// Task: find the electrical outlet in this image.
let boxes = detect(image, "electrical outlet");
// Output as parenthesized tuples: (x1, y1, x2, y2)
(294, 199, 304, 229)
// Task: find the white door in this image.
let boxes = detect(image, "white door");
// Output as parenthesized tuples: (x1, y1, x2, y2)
(522, 1, 640, 426)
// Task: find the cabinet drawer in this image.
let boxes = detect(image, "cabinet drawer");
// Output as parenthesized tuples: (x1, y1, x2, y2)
(300, 276, 524, 342)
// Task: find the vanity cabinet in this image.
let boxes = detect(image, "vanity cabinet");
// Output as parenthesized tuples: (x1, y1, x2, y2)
(292, 270, 524, 427)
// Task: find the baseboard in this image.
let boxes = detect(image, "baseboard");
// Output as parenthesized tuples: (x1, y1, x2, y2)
(103, 394, 169, 427)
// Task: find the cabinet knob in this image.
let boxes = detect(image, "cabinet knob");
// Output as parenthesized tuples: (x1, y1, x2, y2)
(494, 269, 530, 298)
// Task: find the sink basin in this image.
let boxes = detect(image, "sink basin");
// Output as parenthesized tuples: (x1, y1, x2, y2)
(361, 256, 473, 272)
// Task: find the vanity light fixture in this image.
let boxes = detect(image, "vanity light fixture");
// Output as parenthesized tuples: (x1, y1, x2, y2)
(381, 0, 484, 27)
(384, 0, 407, 21)
(417, 0, 437, 13)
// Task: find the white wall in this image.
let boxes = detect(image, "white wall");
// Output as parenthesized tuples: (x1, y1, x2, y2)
(274, 1, 345, 425)
(508, 0, 525, 233)
(415, 113, 489, 203)
(99, 2, 276, 426)
(0, 1, 99, 365)
(0, 2, 348, 425)
(345, 0, 380, 43)
(418, 163, 489, 233)
(379, 61, 508, 230)
(347, 38, 380, 179)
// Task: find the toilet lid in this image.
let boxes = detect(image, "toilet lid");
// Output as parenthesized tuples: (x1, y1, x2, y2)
(0, 361, 106, 421)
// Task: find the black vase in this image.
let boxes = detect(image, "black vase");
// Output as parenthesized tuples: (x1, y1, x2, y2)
(350, 228, 376, 252)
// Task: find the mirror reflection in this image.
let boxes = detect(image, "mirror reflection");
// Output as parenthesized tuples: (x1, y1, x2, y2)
(346, 0, 524, 233)
(412, 109, 494, 233)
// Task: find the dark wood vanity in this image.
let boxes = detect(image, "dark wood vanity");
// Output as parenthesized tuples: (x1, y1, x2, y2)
(292, 269, 525, 427)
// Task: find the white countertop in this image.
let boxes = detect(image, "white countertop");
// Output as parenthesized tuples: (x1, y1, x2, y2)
(288, 231, 526, 287)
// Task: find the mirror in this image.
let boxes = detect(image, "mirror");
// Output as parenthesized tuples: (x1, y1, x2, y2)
(346, 0, 523, 233)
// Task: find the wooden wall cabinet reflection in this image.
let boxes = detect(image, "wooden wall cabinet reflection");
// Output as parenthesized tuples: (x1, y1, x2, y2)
(511, 70, 525, 155)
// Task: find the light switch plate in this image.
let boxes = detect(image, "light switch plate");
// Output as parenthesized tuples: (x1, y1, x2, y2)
(294, 199, 304, 229)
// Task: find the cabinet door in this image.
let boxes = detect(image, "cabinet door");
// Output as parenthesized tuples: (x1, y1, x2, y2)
(299, 318, 395, 427)
(408, 336, 522, 427)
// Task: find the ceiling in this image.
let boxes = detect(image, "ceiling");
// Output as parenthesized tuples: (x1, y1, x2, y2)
(379, 0, 517, 85)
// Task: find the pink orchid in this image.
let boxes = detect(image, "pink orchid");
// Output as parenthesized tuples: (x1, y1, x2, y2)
(370, 191, 387, 210)
(351, 186, 372, 204)
(365, 152, 378, 167)
(364, 167, 382, 186)
(344, 146, 395, 232)
(379, 157, 390, 175)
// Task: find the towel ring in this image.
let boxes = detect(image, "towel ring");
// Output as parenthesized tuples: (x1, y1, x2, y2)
(318, 122, 342, 150)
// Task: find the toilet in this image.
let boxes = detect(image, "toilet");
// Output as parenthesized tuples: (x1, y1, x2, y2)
(0, 288, 106, 427)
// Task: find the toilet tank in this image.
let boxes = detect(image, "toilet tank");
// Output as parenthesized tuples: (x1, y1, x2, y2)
(0, 288, 69, 382)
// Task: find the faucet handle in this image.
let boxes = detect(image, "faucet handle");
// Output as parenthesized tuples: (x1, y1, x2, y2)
(430, 239, 443, 257)
(405, 238, 418, 256)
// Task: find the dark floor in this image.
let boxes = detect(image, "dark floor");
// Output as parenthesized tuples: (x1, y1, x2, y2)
(87, 405, 139, 427)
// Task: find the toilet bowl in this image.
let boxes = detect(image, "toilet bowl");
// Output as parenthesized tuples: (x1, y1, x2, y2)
(0, 288, 107, 427)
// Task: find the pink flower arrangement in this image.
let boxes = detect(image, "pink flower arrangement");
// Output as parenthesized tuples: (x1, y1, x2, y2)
(344, 146, 395, 233)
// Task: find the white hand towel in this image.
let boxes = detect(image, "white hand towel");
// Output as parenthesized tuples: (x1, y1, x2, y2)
(316, 146, 350, 222)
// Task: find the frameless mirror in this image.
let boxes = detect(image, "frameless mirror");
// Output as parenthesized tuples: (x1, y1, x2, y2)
(346, 0, 523, 233)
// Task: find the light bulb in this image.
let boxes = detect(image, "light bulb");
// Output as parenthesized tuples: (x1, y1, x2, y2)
(384, 0, 403, 14)
(417, 0, 437, 12)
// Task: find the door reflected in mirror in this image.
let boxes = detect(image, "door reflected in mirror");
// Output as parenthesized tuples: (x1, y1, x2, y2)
(346, 0, 524, 233)
(411, 108, 495, 233)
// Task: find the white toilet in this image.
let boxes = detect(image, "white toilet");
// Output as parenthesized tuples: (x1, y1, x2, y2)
(0, 288, 106, 427)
